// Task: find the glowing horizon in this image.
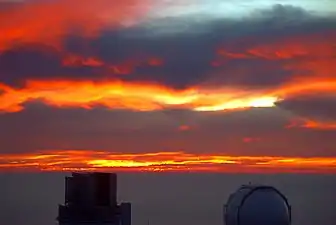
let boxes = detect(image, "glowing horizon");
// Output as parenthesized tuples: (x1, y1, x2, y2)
(0, 150, 335, 173)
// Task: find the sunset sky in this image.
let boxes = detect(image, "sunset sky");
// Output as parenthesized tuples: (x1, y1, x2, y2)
(0, 0, 335, 173)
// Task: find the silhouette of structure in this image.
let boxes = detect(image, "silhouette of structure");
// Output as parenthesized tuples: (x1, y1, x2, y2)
(223, 184, 291, 225)
(57, 172, 131, 225)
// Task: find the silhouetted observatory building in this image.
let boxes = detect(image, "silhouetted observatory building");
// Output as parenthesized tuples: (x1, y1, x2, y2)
(57, 172, 131, 225)
(223, 184, 291, 225)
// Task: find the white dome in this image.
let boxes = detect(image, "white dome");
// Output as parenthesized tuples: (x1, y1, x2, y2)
(224, 184, 291, 225)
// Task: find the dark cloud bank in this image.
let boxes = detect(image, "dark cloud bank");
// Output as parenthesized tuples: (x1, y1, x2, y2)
(1, 103, 336, 156)
(0, 4, 335, 89)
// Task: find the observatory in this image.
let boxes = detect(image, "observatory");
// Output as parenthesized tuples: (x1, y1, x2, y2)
(57, 172, 131, 225)
(223, 184, 291, 225)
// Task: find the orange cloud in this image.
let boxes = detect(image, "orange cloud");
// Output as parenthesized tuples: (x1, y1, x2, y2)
(0, 150, 335, 173)
(286, 118, 336, 130)
(276, 77, 336, 130)
(0, 79, 278, 113)
(215, 32, 336, 86)
(0, 31, 335, 116)
(62, 55, 105, 67)
(213, 33, 336, 129)
(243, 137, 261, 143)
(248, 33, 335, 61)
(216, 32, 335, 61)
(62, 54, 164, 75)
(0, 80, 198, 112)
(0, 0, 152, 52)
(1, 77, 336, 113)
(271, 77, 336, 98)
(178, 125, 192, 131)
(303, 120, 336, 130)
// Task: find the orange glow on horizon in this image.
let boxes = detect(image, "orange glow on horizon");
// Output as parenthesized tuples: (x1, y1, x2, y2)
(0, 150, 335, 173)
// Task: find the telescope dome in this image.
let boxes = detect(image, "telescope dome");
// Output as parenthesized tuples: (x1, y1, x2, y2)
(224, 184, 291, 225)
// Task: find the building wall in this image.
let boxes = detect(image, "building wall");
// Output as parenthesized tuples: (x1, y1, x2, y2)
(65, 173, 96, 206)
(58, 173, 127, 225)
(94, 173, 112, 206)
(120, 203, 132, 225)
(109, 173, 117, 206)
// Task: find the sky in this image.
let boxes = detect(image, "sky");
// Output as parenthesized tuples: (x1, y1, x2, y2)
(0, 0, 336, 173)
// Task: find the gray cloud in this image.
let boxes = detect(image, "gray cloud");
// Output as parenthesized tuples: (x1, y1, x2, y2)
(277, 94, 336, 122)
(1, 103, 335, 157)
(0, 5, 335, 89)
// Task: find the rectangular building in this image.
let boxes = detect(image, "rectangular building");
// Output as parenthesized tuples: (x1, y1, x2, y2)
(58, 172, 131, 225)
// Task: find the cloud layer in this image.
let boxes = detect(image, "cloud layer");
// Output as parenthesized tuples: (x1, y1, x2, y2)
(0, 0, 335, 172)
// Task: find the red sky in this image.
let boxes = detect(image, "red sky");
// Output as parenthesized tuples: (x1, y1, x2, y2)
(0, 0, 335, 173)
